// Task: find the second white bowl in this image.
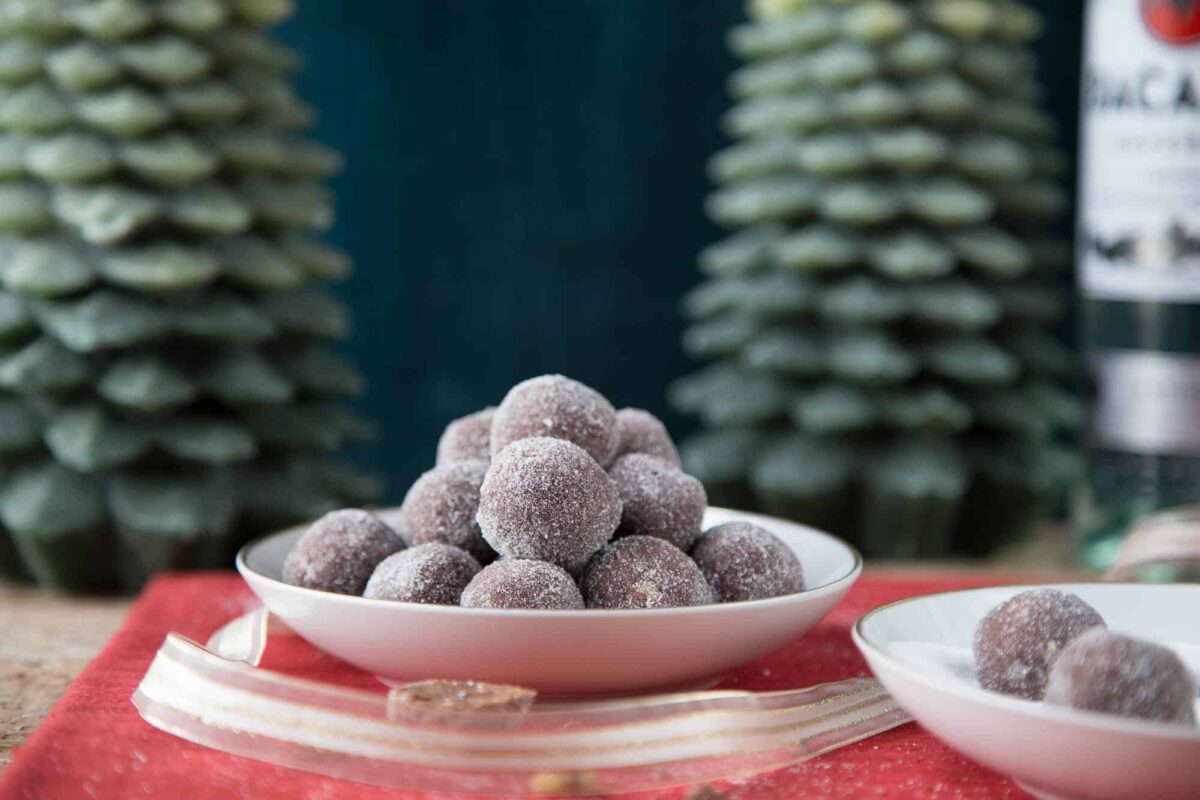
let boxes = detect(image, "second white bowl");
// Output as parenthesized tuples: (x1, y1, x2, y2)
(853, 583, 1200, 800)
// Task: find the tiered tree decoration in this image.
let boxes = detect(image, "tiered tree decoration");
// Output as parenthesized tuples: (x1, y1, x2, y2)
(0, 0, 378, 590)
(674, 0, 1080, 557)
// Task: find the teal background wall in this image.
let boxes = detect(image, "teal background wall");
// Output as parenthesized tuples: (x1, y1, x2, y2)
(277, 2, 1085, 500)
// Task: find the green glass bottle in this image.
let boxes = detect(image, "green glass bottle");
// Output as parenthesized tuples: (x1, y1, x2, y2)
(1076, 0, 1200, 569)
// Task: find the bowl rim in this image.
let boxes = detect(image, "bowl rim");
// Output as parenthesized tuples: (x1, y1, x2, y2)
(236, 505, 863, 620)
(851, 582, 1200, 741)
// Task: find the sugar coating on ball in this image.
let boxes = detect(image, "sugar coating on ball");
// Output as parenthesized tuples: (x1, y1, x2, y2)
(1045, 628, 1196, 725)
(477, 437, 621, 568)
(490, 375, 619, 466)
(973, 589, 1106, 700)
(401, 459, 494, 563)
(613, 408, 681, 467)
(460, 559, 585, 610)
(583, 535, 715, 609)
(609, 454, 706, 551)
(283, 508, 406, 595)
(691, 521, 804, 602)
(363, 543, 481, 604)
(436, 407, 495, 465)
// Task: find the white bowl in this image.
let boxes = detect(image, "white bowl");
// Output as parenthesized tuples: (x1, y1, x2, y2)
(853, 583, 1200, 800)
(236, 506, 860, 695)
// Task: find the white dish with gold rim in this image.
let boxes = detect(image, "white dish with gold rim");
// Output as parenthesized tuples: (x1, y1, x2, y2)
(237, 506, 861, 695)
(853, 583, 1200, 800)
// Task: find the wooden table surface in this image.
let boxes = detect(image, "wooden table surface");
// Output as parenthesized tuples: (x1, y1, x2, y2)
(0, 585, 130, 767)
(0, 530, 1086, 770)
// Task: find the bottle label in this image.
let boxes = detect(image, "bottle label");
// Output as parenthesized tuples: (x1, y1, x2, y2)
(1092, 349, 1200, 454)
(1078, 0, 1200, 302)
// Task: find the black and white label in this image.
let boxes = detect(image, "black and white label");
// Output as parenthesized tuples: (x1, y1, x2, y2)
(1078, 0, 1200, 302)
(1092, 349, 1200, 454)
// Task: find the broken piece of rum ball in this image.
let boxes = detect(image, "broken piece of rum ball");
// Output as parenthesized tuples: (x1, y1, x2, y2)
(400, 459, 494, 563)
(583, 535, 715, 609)
(282, 508, 406, 595)
(477, 437, 621, 569)
(363, 543, 481, 604)
(691, 521, 803, 602)
(389, 680, 536, 716)
(609, 454, 706, 550)
(490, 375, 619, 466)
(436, 407, 495, 465)
(460, 560, 585, 610)
(1045, 629, 1196, 725)
(613, 408, 681, 466)
(973, 588, 1105, 700)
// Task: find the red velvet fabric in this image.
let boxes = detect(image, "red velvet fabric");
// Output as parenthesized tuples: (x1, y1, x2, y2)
(0, 571, 1034, 799)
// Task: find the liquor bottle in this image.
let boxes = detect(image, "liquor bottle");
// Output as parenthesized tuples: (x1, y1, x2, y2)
(1076, 0, 1200, 568)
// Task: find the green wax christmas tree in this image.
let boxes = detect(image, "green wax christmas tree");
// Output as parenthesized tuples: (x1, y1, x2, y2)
(674, 0, 1081, 557)
(0, 0, 378, 590)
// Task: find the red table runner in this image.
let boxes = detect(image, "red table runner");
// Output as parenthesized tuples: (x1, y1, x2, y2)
(1, 571, 1035, 800)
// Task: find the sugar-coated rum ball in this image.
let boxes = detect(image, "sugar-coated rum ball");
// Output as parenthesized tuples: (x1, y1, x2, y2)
(691, 521, 803, 602)
(460, 559, 585, 610)
(1045, 628, 1196, 725)
(613, 408, 681, 466)
(583, 535, 715, 609)
(490, 375, 618, 466)
(363, 543, 481, 604)
(609, 454, 706, 550)
(973, 589, 1105, 700)
(283, 508, 406, 595)
(477, 437, 621, 568)
(436, 407, 495, 465)
(400, 460, 494, 563)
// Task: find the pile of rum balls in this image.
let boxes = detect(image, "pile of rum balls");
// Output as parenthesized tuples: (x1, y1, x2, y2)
(282, 374, 805, 610)
(973, 589, 1196, 726)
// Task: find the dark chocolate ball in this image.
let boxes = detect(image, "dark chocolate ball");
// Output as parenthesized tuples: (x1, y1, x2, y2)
(583, 535, 715, 609)
(691, 521, 803, 602)
(436, 407, 495, 465)
(282, 508, 405, 595)
(363, 543, 481, 604)
(490, 375, 618, 466)
(477, 437, 621, 569)
(973, 589, 1105, 700)
(400, 460, 494, 563)
(613, 408, 680, 467)
(1045, 629, 1195, 725)
(609, 454, 706, 551)
(460, 559, 585, 610)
